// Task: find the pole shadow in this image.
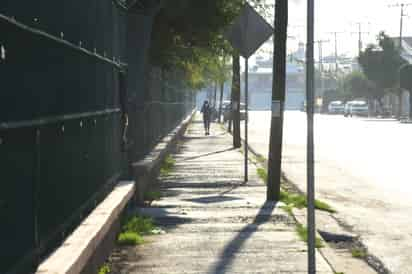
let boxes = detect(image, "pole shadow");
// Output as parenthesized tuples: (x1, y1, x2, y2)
(208, 201, 278, 274)
(180, 147, 235, 161)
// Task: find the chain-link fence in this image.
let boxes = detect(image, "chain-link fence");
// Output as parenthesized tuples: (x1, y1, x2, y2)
(0, 1, 195, 273)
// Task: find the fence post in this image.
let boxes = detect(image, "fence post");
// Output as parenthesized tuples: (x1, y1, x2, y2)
(34, 129, 41, 258)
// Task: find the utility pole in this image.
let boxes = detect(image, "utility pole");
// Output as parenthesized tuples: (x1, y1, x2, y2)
(315, 39, 329, 109)
(327, 32, 344, 74)
(307, 0, 316, 272)
(389, 3, 412, 49)
(351, 22, 369, 56)
(389, 3, 411, 119)
(267, 0, 288, 201)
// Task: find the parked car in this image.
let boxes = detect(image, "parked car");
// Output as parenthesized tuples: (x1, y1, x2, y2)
(344, 100, 369, 117)
(222, 101, 246, 122)
(328, 101, 345, 114)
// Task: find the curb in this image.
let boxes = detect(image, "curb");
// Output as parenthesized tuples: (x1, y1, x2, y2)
(36, 110, 196, 274)
(224, 123, 380, 274)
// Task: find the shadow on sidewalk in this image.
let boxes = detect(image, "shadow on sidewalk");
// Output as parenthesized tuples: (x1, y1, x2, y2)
(209, 201, 278, 274)
(184, 195, 242, 204)
(181, 147, 235, 161)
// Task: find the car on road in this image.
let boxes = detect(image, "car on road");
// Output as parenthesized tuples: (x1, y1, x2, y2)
(344, 100, 369, 117)
(328, 101, 345, 114)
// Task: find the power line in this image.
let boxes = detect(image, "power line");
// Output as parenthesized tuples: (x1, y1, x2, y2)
(314, 39, 330, 97)
(351, 22, 370, 56)
(327, 31, 345, 74)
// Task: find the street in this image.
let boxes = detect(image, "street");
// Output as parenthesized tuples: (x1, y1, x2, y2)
(244, 111, 412, 274)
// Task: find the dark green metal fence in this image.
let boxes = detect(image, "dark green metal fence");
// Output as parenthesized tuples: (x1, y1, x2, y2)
(0, 1, 195, 273)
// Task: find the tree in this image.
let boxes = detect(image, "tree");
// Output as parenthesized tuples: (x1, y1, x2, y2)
(147, 1, 269, 147)
(343, 71, 374, 98)
(358, 32, 406, 116)
(149, 0, 268, 90)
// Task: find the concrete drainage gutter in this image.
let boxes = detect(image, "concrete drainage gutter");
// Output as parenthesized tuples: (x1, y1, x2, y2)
(36, 110, 196, 274)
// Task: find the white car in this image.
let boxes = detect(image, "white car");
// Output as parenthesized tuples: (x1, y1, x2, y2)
(344, 100, 369, 117)
(328, 101, 345, 114)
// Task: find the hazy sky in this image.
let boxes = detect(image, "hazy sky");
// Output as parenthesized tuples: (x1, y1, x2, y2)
(256, 0, 412, 58)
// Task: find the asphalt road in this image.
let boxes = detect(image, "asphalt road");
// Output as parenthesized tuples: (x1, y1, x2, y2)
(242, 111, 412, 274)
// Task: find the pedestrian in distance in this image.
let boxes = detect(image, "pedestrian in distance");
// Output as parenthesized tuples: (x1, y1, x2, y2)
(200, 100, 212, 135)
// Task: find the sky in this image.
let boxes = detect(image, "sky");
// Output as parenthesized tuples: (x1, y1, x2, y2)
(255, 0, 412, 59)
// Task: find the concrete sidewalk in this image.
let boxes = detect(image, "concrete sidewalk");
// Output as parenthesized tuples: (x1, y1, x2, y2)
(109, 114, 333, 274)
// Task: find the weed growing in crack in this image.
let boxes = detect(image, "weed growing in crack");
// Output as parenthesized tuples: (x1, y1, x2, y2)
(296, 224, 324, 248)
(160, 155, 176, 176)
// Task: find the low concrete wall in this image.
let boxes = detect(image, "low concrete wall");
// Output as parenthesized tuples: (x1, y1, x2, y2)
(36, 110, 196, 274)
(131, 110, 196, 204)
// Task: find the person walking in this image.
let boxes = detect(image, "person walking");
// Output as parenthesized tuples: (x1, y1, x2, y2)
(200, 100, 212, 135)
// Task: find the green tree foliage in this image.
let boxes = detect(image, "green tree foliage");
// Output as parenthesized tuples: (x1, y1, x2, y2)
(358, 32, 406, 116)
(343, 71, 375, 100)
(358, 32, 406, 97)
(149, 0, 266, 90)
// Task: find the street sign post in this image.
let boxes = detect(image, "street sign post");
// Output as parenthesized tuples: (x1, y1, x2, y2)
(307, 0, 316, 273)
(225, 3, 273, 183)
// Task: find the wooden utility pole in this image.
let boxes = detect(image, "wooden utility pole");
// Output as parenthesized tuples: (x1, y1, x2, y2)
(389, 3, 412, 50)
(267, 0, 288, 201)
(232, 53, 241, 148)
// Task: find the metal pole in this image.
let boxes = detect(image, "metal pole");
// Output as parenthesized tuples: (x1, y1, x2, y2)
(358, 23, 362, 55)
(400, 4, 404, 50)
(34, 128, 41, 261)
(307, 0, 316, 273)
(245, 58, 249, 183)
(319, 42, 323, 112)
(334, 32, 338, 74)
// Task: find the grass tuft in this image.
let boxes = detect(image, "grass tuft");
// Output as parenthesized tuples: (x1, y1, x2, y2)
(296, 224, 324, 248)
(122, 216, 156, 235)
(254, 167, 336, 213)
(256, 168, 268, 182)
(98, 263, 111, 274)
(280, 190, 336, 213)
(117, 232, 144, 246)
(351, 247, 367, 258)
(117, 215, 157, 246)
(160, 155, 176, 176)
(144, 190, 161, 201)
(255, 155, 266, 164)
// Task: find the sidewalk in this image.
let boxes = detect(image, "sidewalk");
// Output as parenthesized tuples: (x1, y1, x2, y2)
(110, 114, 333, 274)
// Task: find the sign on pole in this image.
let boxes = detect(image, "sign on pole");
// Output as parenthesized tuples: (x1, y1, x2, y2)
(225, 4, 274, 59)
(224, 3, 273, 182)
